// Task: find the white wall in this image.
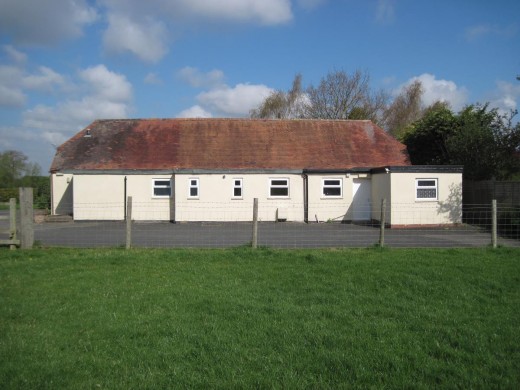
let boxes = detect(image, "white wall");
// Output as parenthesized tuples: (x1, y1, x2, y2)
(391, 172, 462, 226)
(51, 173, 73, 215)
(175, 174, 304, 222)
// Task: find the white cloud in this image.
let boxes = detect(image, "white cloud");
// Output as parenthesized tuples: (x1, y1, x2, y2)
(375, 0, 395, 24)
(22, 66, 66, 92)
(22, 65, 133, 143)
(177, 67, 225, 88)
(3, 45, 27, 63)
(489, 81, 520, 115)
(103, 14, 168, 63)
(399, 73, 468, 111)
(0, 0, 98, 45)
(177, 105, 213, 118)
(465, 23, 518, 42)
(144, 72, 162, 85)
(197, 83, 273, 116)
(0, 65, 26, 107)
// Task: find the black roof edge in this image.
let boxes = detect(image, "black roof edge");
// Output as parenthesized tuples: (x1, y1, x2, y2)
(370, 165, 464, 174)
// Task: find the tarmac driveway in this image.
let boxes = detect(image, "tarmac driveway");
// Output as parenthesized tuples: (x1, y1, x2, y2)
(31, 220, 520, 249)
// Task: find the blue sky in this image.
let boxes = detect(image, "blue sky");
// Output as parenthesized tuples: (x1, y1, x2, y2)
(1, 0, 519, 172)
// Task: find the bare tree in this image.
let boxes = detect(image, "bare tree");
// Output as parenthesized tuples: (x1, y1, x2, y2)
(250, 74, 306, 119)
(304, 69, 387, 124)
(383, 80, 425, 137)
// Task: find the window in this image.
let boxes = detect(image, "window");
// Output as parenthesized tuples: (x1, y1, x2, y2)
(270, 178, 289, 197)
(153, 179, 171, 197)
(233, 178, 243, 198)
(322, 178, 342, 197)
(189, 178, 199, 198)
(416, 179, 438, 200)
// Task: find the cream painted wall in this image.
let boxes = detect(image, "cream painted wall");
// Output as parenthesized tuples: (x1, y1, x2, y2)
(51, 173, 73, 215)
(73, 175, 125, 220)
(370, 173, 391, 222)
(389, 172, 462, 226)
(307, 174, 352, 222)
(175, 174, 305, 222)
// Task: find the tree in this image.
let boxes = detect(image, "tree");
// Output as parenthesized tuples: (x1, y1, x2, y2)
(402, 104, 520, 180)
(304, 69, 388, 125)
(383, 80, 425, 137)
(0, 150, 41, 188)
(250, 74, 306, 119)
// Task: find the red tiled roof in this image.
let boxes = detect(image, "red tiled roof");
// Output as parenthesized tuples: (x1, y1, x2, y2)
(50, 118, 410, 172)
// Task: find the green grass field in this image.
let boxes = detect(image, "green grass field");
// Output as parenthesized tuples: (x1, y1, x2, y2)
(1, 247, 519, 388)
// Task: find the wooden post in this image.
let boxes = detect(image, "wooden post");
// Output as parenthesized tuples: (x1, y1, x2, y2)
(491, 199, 497, 249)
(252, 198, 258, 248)
(126, 196, 132, 249)
(9, 198, 17, 250)
(19, 187, 34, 249)
(379, 198, 386, 247)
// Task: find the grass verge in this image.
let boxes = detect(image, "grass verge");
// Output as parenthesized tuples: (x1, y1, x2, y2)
(1, 247, 519, 388)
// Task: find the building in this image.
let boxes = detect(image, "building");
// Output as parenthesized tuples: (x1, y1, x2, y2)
(50, 118, 463, 226)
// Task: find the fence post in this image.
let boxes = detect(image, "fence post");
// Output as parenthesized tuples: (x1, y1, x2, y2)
(252, 198, 258, 248)
(491, 199, 497, 249)
(379, 198, 386, 247)
(126, 196, 132, 249)
(19, 187, 34, 249)
(9, 198, 17, 250)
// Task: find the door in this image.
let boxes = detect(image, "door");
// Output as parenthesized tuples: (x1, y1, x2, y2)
(352, 179, 372, 220)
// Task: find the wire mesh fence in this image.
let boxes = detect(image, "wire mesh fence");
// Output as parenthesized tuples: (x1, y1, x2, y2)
(20, 200, 520, 249)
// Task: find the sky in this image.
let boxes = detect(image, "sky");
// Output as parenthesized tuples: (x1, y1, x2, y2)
(1, 0, 519, 173)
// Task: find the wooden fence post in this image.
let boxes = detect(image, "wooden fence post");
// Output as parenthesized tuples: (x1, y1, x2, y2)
(19, 187, 34, 249)
(126, 196, 132, 249)
(252, 198, 258, 248)
(379, 198, 386, 247)
(491, 199, 497, 249)
(9, 198, 17, 250)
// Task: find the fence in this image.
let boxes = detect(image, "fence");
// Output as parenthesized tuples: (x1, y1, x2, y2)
(0, 188, 34, 249)
(17, 197, 518, 249)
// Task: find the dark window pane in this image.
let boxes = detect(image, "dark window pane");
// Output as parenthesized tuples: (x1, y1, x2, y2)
(324, 180, 340, 186)
(271, 187, 288, 196)
(271, 180, 288, 186)
(154, 188, 171, 196)
(155, 180, 170, 187)
(417, 189, 436, 198)
(234, 188, 242, 197)
(418, 180, 436, 187)
(324, 187, 341, 196)
(234, 180, 241, 186)
(190, 187, 198, 197)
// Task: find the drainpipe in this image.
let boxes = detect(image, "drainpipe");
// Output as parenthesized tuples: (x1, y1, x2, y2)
(124, 176, 127, 220)
(303, 173, 309, 223)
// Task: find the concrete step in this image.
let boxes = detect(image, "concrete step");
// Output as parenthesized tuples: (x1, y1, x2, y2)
(45, 214, 73, 223)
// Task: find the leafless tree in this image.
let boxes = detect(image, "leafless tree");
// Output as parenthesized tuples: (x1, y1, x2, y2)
(250, 74, 306, 119)
(304, 69, 388, 125)
(383, 80, 425, 137)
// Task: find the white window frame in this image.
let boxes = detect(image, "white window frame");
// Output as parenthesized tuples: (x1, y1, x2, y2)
(415, 178, 438, 201)
(322, 178, 343, 198)
(188, 178, 199, 199)
(152, 178, 171, 198)
(269, 178, 290, 198)
(232, 178, 243, 199)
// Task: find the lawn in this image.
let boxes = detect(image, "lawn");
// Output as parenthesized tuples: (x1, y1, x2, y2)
(1, 247, 519, 388)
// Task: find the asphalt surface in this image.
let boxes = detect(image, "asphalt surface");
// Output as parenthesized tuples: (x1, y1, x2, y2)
(24, 219, 520, 248)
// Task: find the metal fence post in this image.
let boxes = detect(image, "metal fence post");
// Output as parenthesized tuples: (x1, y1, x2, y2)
(491, 199, 497, 248)
(126, 196, 132, 249)
(379, 198, 386, 247)
(19, 187, 34, 249)
(252, 198, 258, 248)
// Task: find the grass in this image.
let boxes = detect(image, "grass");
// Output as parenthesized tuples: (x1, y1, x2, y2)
(1, 247, 519, 388)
